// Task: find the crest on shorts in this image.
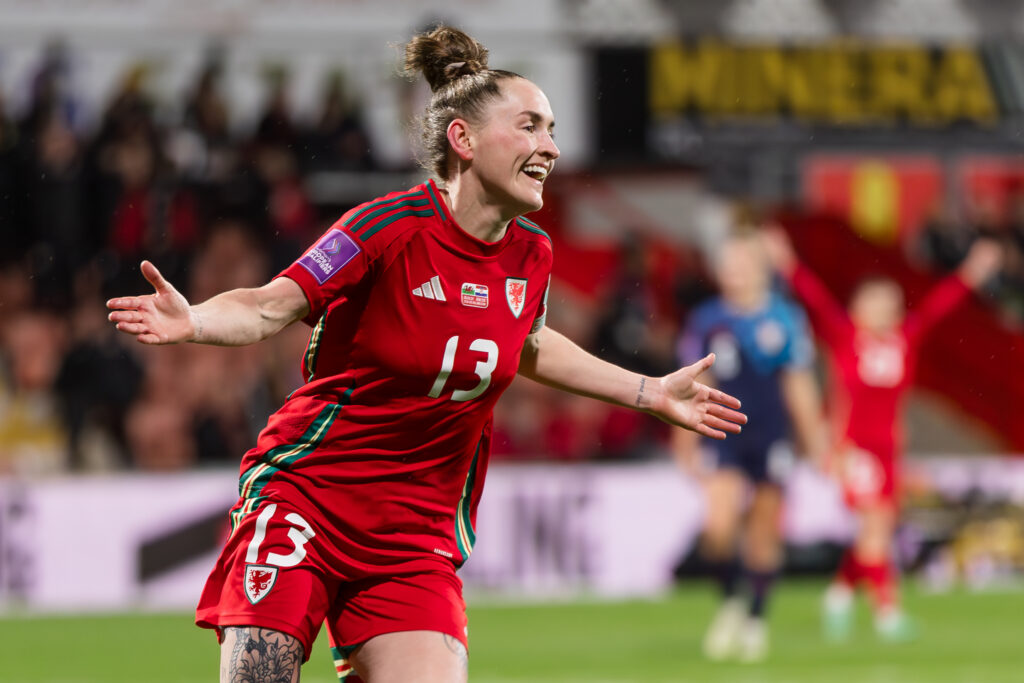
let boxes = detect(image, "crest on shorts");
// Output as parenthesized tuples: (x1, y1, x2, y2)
(505, 278, 528, 318)
(244, 564, 278, 604)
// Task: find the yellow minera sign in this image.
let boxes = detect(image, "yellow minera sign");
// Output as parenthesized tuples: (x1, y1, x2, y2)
(649, 40, 997, 126)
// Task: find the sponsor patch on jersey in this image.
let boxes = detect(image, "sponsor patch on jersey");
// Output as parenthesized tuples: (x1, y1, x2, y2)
(505, 278, 528, 318)
(244, 564, 278, 604)
(298, 228, 361, 284)
(461, 283, 489, 308)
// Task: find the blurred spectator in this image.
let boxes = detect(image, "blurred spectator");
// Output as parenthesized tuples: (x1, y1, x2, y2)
(254, 65, 297, 149)
(0, 263, 34, 329)
(912, 201, 974, 273)
(17, 39, 80, 141)
(591, 235, 676, 377)
(94, 64, 157, 148)
(24, 111, 87, 308)
(0, 312, 68, 476)
(0, 92, 24, 263)
(177, 51, 236, 186)
(180, 221, 275, 466)
(674, 241, 716, 315)
(589, 235, 678, 459)
(91, 65, 201, 293)
(187, 219, 268, 300)
(249, 143, 317, 271)
(999, 191, 1024, 325)
(0, 37, 1017, 477)
(55, 269, 144, 471)
(125, 347, 198, 471)
(304, 70, 375, 172)
(913, 193, 1021, 327)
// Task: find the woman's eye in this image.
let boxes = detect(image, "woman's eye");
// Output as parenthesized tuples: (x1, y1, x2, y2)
(524, 124, 536, 133)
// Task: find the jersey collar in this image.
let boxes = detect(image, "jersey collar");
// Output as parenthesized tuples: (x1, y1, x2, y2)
(425, 179, 516, 258)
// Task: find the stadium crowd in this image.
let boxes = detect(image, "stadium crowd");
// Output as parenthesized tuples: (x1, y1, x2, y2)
(0, 44, 378, 474)
(1, 43, 1019, 476)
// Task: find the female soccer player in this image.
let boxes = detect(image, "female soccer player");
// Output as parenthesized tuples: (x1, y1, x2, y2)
(674, 229, 825, 662)
(764, 229, 1001, 641)
(108, 26, 747, 683)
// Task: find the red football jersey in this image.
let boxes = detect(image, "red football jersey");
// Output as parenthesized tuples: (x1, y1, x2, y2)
(790, 264, 969, 458)
(229, 180, 552, 576)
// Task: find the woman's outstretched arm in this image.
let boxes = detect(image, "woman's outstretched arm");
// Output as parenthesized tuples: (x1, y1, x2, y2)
(107, 260, 310, 346)
(518, 326, 746, 440)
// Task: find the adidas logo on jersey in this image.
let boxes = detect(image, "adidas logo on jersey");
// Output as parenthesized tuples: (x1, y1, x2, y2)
(412, 275, 447, 302)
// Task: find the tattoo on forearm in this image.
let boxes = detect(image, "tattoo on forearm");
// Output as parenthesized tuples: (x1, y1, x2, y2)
(443, 633, 469, 672)
(636, 377, 647, 407)
(225, 627, 303, 683)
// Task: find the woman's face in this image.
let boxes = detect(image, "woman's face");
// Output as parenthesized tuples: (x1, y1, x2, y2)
(466, 78, 559, 217)
(850, 280, 904, 333)
(716, 238, 770, 304)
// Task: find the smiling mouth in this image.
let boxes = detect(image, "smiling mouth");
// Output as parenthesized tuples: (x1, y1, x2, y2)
(522, 164, 549, 182)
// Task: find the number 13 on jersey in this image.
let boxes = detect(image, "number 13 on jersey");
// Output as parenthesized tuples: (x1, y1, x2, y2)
(428, 335, 498, 402)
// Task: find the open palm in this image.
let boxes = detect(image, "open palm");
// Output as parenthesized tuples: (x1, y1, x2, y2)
(651, 354, 747, 440)
(106, 261, 194, 345)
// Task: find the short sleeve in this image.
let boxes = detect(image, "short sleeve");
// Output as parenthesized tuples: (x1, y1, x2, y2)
(277, 220, 372, 326)
(530, 275, 551, 334)
(781, 300, 815, 370)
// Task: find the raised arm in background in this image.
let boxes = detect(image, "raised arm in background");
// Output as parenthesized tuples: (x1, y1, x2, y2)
(905, 238, 1003, 342)
(762, 228, 853, 348)
(518, 326, 747, 440)
(106, 260, 310, 346)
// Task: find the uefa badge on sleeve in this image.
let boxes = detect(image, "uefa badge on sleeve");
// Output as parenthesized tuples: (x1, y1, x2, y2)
(505, 278, 527, 318)
(244, 564, 279, 604)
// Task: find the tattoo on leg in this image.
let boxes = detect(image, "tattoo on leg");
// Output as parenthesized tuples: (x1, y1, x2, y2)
(224, 627, 303, 683)
(635, 377, 647, 407)
(443, 633, 469, 672)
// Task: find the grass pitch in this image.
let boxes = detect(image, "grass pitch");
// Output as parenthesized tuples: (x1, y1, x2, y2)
(2, 581, 1022, 682)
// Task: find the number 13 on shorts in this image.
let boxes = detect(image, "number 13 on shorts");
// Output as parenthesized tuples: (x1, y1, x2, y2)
(246, 503, 316, 567)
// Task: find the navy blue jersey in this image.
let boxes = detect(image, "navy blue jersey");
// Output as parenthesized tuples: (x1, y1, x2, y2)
(680, 293, 813, 447)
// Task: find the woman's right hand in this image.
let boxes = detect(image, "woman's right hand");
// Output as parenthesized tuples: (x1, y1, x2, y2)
(107, 260, 196, 345)
(958, 238, 1004, 289)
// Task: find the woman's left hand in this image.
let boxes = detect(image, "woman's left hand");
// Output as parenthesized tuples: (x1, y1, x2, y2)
(643, 354, 747, 440)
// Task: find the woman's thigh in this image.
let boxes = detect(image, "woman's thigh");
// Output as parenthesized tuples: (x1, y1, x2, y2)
(220, 626, 303, 683)
(349, 630, 467, 683)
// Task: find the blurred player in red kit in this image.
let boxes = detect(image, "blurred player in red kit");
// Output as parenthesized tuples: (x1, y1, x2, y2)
(108, 25, 747, 683)
(764, 229, 1002, 641)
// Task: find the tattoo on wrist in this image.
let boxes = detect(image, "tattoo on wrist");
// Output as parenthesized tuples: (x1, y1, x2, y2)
(636, 377, 647, 407)
(193, 312, 203, 342)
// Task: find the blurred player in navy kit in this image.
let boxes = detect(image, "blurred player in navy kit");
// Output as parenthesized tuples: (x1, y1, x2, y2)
(673, 228, 825, 662)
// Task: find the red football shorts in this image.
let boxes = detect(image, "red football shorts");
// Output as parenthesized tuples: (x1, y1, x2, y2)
(195, 498, 469, 670)
(837, 442, 897, 509)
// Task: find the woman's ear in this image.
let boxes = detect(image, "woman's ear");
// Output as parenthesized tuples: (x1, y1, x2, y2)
(446, 118, 474, 162)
